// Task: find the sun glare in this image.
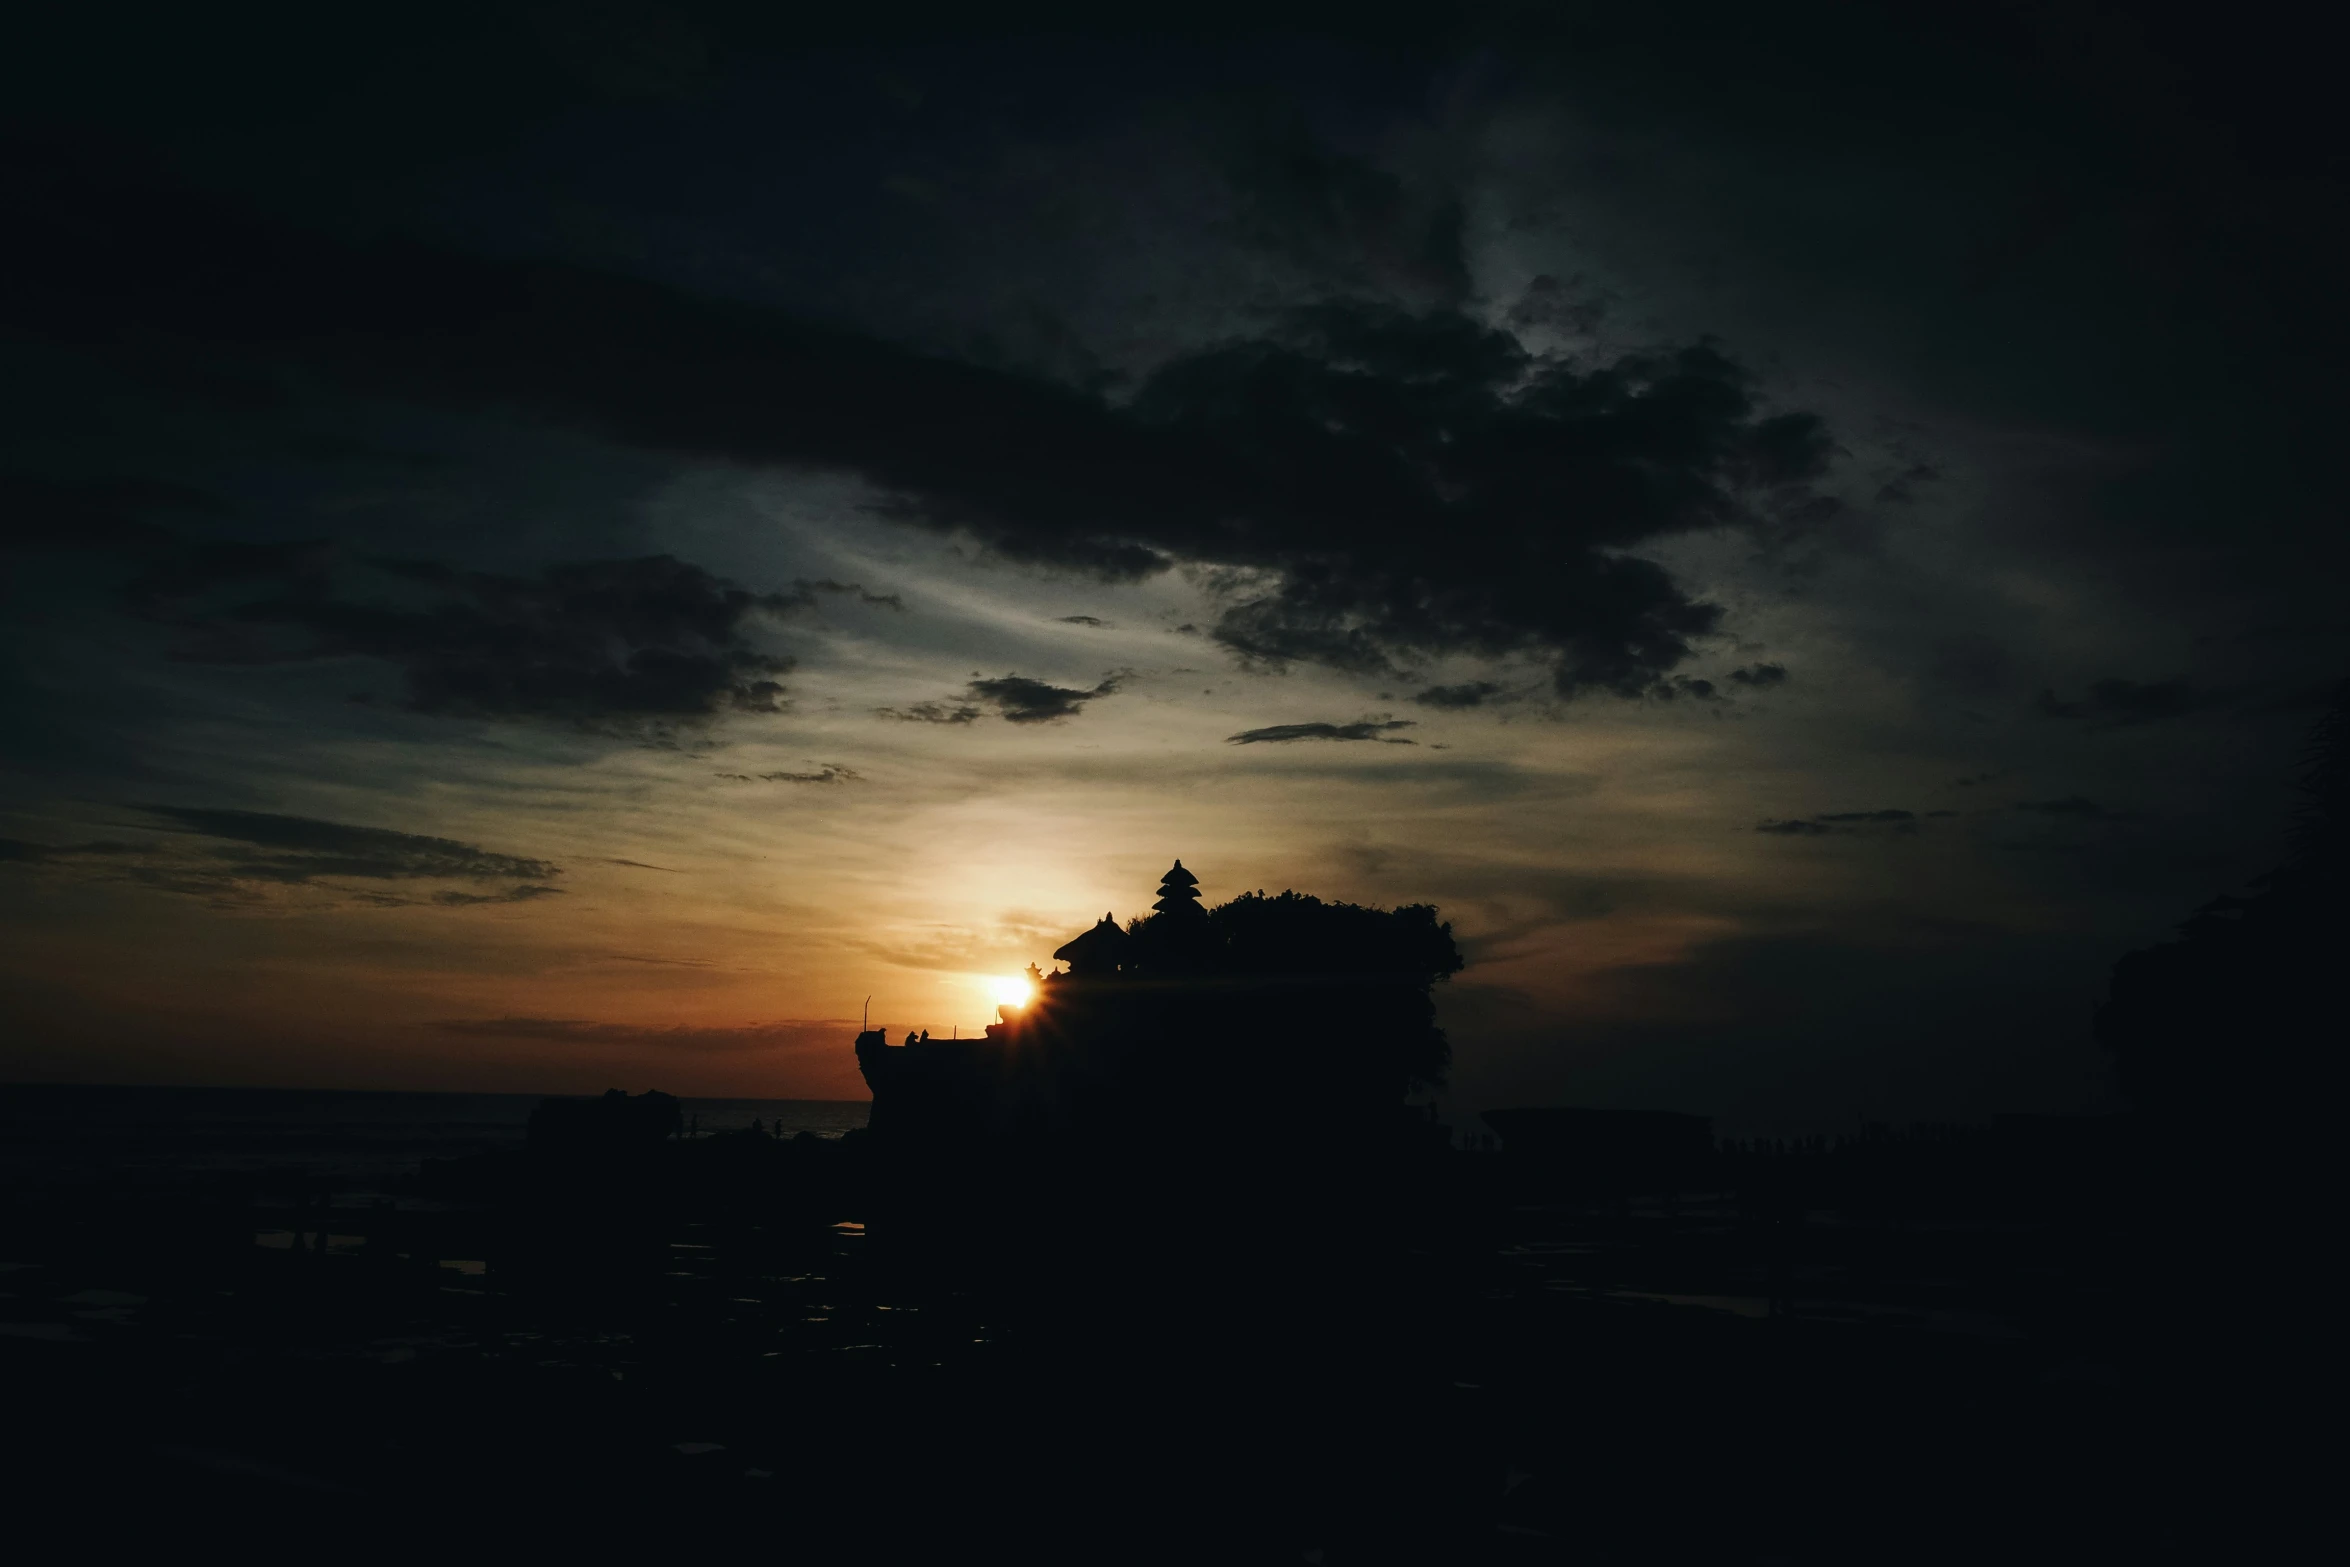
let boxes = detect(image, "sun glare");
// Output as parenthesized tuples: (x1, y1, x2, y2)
(987, 974, 1036, 1008)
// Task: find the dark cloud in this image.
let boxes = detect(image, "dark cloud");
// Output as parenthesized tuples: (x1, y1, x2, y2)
(6, 155, 1833, 699)
(1227, 719, 1418, 745)
(0, 807, 563, 908)
(1651, 675, 1723, 703)
(1729, 663, 1788, 689)
(1130, 309, 1833, 692)
(2011, 796, 2131, 822)
(884, 673, 1123, 725)
(430, 884, 565, 906)
(2035, 678, 2208, 725)
(792, 578, 904, 611)
(968, 673, 1125, 723)
(1873, 461, 1942, 505)
(1412, 682, 1504, 710)
(715, 764, 862, 784)
(1056, 615, 1112, 627)
(1508, 274, 1610, 337)
(875, 700, 983, 725)
(1757, 808, 1920, 836)
(125, 548, 799, 724)
(1216, 107, 1469, 303)
(432, 1016, 851, 1054)
(144, 807, 561, 881)
(1986, 792, 2156, 851)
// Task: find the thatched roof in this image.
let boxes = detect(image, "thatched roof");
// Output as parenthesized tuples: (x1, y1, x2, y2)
(1052, 914, 1129, 968)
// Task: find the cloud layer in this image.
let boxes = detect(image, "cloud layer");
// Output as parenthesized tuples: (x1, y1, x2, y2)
(1, 808, 562, 909)
(879, 672, 1125, 725)
(1756, 808, 1942, 837)
(433, 1016, 851, 1056)
(126, 548, 813, 724)
(1228, 719, 1417, 745)
(12, 153, 1832, 701)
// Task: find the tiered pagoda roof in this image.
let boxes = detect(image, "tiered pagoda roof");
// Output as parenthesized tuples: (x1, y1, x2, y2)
(1151, 858, 1205, 918)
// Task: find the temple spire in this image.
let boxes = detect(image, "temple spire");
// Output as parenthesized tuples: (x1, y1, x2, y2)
(1152, 858, 1205, 918)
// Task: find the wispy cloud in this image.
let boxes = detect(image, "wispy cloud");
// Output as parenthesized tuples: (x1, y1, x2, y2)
(2009, 796, 2133, 822)
(433, 1017, 856, 1054)
(126, 551, 806, 726)
(714, 764, 862, 784)
(880, 672, 1126, 726)
(1411, 682, 1504, 710)
(1756, 808, 1927, 837)
(1227, 718, 1417, 745)
(0, 807, 564, 911)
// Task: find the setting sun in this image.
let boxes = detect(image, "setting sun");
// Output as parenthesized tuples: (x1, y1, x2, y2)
(987, 974, 1037, 1009)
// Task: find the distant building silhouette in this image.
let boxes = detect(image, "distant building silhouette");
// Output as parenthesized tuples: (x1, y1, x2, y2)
(527, 1088, 681, 1157)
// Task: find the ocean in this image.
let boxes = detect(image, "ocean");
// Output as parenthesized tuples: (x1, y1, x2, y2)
(0, 1083, 869, 1191)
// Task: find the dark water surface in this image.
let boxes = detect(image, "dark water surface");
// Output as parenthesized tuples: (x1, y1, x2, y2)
(0, 1085, 2281, 1561)
(0, 1084, 867, 1188)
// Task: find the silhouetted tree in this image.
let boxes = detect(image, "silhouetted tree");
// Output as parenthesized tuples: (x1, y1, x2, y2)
(2096, 681, 2348, 1117)
(1122, 887, 1464, 1094)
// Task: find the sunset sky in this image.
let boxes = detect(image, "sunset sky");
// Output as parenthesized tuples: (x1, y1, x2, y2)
(4, 3, 2342, 1129)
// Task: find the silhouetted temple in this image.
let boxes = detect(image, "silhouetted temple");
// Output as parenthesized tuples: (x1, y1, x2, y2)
(854, 861, 1462, 1159)
(1049, 912, 1128, 977)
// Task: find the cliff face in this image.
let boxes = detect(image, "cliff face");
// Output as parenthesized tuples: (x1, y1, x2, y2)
(854, 1027, 1035, 1142)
